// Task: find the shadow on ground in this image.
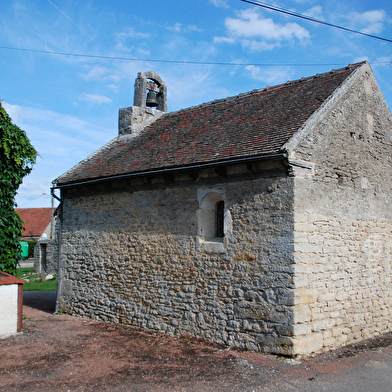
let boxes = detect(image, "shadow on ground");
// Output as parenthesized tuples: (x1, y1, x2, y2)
(2, 291, 391, 392)
(23, 290, 56, 314)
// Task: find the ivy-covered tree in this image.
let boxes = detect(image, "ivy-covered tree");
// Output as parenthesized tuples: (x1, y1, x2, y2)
(0, 101, 37, 274)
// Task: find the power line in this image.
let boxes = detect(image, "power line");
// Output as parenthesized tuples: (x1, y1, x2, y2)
(240, 0, 392, 44)
(0, 45, 390, 68)
(18, 193, 50, 207)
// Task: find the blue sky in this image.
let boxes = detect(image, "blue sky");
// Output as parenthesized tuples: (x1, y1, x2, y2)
(1, 0, 391, 208)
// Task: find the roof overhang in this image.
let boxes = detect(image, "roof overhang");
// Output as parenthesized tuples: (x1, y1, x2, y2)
(52, 152, 287, 190)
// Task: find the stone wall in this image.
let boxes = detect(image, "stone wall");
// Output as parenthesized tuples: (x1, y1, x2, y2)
(288, 63, 392, 353)
(59, 163, 297, 355)
(57, 63, 392, 356)
(34, 238, 58, 274)
(33, 214, 60, 274)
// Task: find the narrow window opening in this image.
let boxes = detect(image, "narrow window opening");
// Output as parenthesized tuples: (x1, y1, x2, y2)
(40, 243, 47, 273)
(216, 200, 224, 237)
(197, 190, 230, 252)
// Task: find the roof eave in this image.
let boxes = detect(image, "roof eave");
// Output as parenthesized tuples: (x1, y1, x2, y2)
(52, 152, 287, 190)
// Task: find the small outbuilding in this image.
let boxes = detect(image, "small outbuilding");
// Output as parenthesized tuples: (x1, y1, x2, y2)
(53, 63, 392, 355)
(0, 272, 24, 338)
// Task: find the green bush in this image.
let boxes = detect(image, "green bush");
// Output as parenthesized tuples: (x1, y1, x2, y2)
(0, 102, 37, 274)
(27, 240, 37, 258)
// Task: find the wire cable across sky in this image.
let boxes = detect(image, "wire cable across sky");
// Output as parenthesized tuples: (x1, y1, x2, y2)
(239, 0, 392, 44)
(0, 45, 390, 68)
(1, 0, 392, 69)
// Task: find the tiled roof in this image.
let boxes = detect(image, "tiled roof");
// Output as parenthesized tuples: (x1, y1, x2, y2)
(15, 208, 52, 238)
(55, 62, 364, 186)
(0, 271, 25, 285)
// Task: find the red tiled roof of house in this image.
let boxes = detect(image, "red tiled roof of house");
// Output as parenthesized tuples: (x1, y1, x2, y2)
(15, 208, 51, 238)
(54, 62, 365, 186)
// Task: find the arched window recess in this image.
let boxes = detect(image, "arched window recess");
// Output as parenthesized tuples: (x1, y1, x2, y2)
(197, 190, 230, 253)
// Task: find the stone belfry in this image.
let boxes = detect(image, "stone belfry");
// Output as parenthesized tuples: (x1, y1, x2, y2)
(133, 71, 167, 112)
(118, 71, 167, 136)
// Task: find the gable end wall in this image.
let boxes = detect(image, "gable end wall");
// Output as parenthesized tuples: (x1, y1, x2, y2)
(290, 63, 392, 354)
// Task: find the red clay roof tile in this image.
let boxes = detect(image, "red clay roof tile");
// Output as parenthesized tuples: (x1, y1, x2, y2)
(54, 63, 364, 186)
(15, 208, 52, 238)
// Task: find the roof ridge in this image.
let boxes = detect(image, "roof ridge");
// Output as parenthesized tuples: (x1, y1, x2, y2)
(54, 62, 369, 187)
(163, 62, 366, 117)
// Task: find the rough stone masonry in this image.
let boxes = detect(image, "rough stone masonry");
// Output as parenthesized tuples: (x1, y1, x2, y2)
(55, 62, 392, 356)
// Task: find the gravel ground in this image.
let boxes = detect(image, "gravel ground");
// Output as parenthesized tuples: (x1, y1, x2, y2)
(0, 291, 391, 392)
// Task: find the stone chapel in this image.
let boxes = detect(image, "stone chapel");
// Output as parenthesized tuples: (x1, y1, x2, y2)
(53, 63, 392, 355)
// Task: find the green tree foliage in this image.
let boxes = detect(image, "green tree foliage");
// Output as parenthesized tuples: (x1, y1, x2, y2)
(0, 101, 37, 274)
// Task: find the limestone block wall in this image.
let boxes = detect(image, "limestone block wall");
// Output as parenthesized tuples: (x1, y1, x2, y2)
(59, 172, 296, 355)
(288, 63, 392, 353)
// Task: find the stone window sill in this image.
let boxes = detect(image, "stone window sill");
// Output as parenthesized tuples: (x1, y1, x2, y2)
(202, 238, 225, 253)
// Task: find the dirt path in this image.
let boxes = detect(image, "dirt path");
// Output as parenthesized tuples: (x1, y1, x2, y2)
(1, 293, 392, 391)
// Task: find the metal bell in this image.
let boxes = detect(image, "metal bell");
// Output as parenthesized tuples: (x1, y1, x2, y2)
(146, 91, 159, 107)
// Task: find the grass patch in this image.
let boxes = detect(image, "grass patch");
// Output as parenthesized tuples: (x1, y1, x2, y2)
(15, 267, 34, 278)
(15, 267, 57, 292)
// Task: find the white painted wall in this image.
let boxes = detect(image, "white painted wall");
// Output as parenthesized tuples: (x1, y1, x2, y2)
(0, 284, 18, 337)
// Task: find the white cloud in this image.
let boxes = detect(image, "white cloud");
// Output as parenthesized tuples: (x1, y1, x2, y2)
(114, 42, 132, 52)
(187, 25, 202, 32)
(164, 69, 230, 110)
(349, 9, 387, 34)
(304, 6, 323, 20)
(216, 8, 310, 51)
(213, 36, 236, 44)
(245, 65, 293, 85)
(136, 48, 151, 57)
(3, 102, 22, 125)
(167, 23, 182, 32)
(80, 65, 109, 81)
(79, 65, 122, 84)
(108, 84, 120, 92)
(80, 93, 112, 104)
(3, 103, 110, 152)
(166, 23, 201, 33)
(16, 176, 54, 208)
(209, 0, 229, 9)
(113, 27, 151, 56)
(353, 55, 370, 63)
(3, 102, 112, 208)
(242, 39, 277, 51)
(116, 27, 150, 40)
(13, 1, 26, 11)
(226, 9, 309, 41)
(375, 55, 391, 63)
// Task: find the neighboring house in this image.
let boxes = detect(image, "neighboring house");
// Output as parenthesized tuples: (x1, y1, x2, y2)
(15, 208, 58, 273)
(15, 208, 52, 241)
(53, 63, 392, 356)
